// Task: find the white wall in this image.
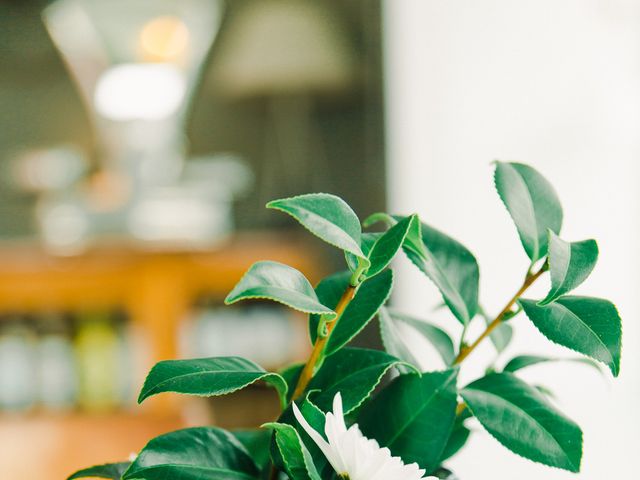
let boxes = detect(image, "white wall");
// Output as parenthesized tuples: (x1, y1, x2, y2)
(383, 1, 640, 478)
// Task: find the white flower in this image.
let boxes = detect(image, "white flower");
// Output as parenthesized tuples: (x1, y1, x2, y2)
(292, 392, 436, 480)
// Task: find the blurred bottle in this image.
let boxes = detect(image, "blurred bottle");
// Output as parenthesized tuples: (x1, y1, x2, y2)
(75, 312, 120, 411)
(0, 316, 38, 412)
(113, 311, 135, 406)
(188, 305, 295, 367)
(36, 313, 77, 410)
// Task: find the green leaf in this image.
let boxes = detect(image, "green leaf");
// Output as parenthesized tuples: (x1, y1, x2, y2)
(402, 220, 479, 325)
(494, 161, 563, 264)
(123, 427, 259, 480)
(267, 193, 366, 262)
(276, 398, 328, 476)
(519, 296, 621, 376)
(308, 347, 415, 414)
(309, 271, 351, 344)
(263, 423, 321, 480)
(440, 422, 471, 462)
(539, 232, 598, 305)
(225, 261, 335, 317)
(479, 306, 513, 354)
(365, 215, 418, 278)
(503, 354, 605, 375)
(345, 233, 382, 272)
(68, 463, 130, 480)
(461, 372, 582, 472)
(384, 309, 456, 366)
(379, 308, 422, 371)
(325, 269, 394, 355)
(359, 370, 458, 473)
(232, 430, 271, 471)
(138, 357, 288, 407)
(280, 363, 304, 403)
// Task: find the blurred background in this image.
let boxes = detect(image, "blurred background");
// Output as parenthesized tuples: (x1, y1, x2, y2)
(0, 0, 637, 479)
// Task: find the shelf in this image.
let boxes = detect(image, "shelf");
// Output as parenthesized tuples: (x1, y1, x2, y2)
(0, 411, 185, 479)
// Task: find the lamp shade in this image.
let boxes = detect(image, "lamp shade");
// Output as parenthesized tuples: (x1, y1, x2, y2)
(212, 0, 356, 98)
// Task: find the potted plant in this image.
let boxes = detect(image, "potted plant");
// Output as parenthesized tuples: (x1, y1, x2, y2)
(69, 162, 621, 480)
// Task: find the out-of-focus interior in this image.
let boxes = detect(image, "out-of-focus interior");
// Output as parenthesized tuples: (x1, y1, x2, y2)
(0, 1, 385, 477)
(3, 1, 638, 479)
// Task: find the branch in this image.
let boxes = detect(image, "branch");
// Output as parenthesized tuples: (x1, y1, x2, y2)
(453, 262, 547, 365)
(291, 284, 356, 400)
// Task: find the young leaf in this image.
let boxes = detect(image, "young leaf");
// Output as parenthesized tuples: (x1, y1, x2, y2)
(309, 271, 351, 343)
(364, 215, 418, 278)
(494, 161, 563, 264)
(345, 232, 382, 272)
(123, 427, 260, 480)
(225, 261, 335, 317)
(308, 347, 416, 414)
(359, 370, 458, 473)
(402, 220, 479, 325)
(519, 296, 621, 376)
(502, 354, 605, 375)
(477, 306, 514, 354)
(67, 463, 131, 480)
(325, 269, 394, 355)
(385, 309, 455, 366)
(461, 372, 582, 472)
(263, 423, 321, 480)
(540, 232, 598, 305)
(138, 357, 288, 407)
(267, 193, 367, 262)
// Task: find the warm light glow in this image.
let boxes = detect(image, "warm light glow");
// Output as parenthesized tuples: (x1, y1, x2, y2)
(139, 15, 189, 62)
(94, 63, 186, 121)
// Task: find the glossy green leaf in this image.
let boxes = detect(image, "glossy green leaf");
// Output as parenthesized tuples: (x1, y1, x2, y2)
(402, 220, 479, 325)
(308, 347, 415, 414)
(384, 309, 455, 366)
(267, 193, 366, 262)
(503, 354, 605, 375)
(68, 463, 130, 480)
(123, 427, 259, 480)
(494, 161, 563, 264)
(138, 357, 288, 407)
(365, 215, 418, 278)
(325, 269, 394, 355)
(359, 370, 458, 472)
(540, 232, 598, 305)
(309, 271, 351, 344)
(520, 296, 621, 376)
(263, 423, 321, 480)
(232, 430, 271, 471)
(461, 372, 582, 472)
(225, 261, 335, 317)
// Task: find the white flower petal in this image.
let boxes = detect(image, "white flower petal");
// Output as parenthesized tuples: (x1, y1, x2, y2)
(291, 401, 336, 465)
(292, 392, 435, 480)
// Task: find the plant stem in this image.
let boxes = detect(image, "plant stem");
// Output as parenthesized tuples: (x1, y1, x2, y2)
(291, 284, 357, 400)
(453, 263, 547, 365)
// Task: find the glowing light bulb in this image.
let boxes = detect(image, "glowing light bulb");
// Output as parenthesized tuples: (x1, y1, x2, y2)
(139, 15, 189, 62)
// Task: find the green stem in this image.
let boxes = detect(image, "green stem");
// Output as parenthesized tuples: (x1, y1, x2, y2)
(454, 261, 548, 365)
